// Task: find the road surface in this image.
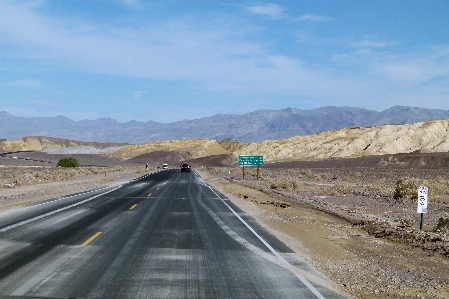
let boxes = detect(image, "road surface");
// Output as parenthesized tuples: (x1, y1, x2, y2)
(0, 170, 347, 298)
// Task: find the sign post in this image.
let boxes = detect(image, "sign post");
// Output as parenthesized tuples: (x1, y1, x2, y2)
(239, 155, 264, 180)
(417, 186, 428, 231)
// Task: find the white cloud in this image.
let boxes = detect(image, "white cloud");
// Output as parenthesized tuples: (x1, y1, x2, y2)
(122, 0, 137, 6)
(351, 39, 396, 48)
(133, 90, 147, 100)
(332, 45, 449, 84)
(325, 44, 449, 110)
(298, 14, 331, 22)
(5, 79, 43, 88)
(246, 3, 285, 19)
(368, 47, 449, 82)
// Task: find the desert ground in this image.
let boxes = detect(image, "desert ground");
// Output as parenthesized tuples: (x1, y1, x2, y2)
(0, 149, 448, 299)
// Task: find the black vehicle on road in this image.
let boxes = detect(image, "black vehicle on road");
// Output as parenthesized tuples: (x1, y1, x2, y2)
(180, 164, 191, 172)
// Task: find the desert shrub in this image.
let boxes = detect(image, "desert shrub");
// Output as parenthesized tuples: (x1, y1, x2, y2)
(365, 183, 395, 198)
(333, 180, 355, 195)
(260, 169, 275, 180)
(301, 169, 313, 177)
(352, 171, 363, 179)
(56, 169, 78, 180)
(434, 213, 449, 234)
(400, 216, 416, 227)
(90, 168, 100, 174)
(269, 175, 301, 191)
(57, 157, 80, 168)
(363, 177, 394, 197)
(394, 177, 449, 201)
(314, 172, 329, 182)
(394, 178, 421, 200)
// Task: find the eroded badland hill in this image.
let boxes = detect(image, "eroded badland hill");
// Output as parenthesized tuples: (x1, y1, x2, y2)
(235, 118, 449, 161)
(5, 119, 447, 163)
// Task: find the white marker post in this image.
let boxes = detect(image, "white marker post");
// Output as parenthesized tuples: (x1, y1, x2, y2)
(417, 186, 428, 231)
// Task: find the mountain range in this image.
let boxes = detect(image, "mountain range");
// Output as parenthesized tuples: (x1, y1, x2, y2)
(1, 106, 449, 143)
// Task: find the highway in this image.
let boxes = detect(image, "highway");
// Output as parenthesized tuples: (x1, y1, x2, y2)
(0, 170, 347, 299)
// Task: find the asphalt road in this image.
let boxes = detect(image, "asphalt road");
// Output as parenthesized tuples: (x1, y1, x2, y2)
(0, 170, 347, 299)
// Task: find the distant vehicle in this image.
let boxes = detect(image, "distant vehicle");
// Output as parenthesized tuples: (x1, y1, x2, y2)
(162, 163, 168, 169)
(180, 164, 191, 172)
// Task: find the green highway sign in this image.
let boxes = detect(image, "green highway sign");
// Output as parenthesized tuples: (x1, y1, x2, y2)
(239, 155, 264, 167)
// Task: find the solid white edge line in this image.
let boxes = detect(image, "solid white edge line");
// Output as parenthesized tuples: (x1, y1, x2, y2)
(26, 186, 112, 209)
(195, 174, 326, 299)
(0, 185, 122, 233)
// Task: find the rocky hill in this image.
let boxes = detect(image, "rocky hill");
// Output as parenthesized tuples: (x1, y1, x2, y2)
(0, 136, 127, 153)
(2, 106, 449, 143)
(2, 119, 448, 165)
(235, 119, 449, 161)
(111, 139, 228, 160)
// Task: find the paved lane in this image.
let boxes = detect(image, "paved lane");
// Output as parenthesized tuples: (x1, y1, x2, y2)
(0, 170, 347, 298)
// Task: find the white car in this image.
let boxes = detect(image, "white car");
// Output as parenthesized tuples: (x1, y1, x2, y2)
(162, 163, 168, 169)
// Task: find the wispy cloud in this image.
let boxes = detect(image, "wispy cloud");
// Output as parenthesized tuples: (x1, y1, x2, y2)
(327, 46, 449, 111)
(351, 39, 397, 48)
(5, 79, 43, 88)
(122, 0, 138, 6)
(246, 3, 285, 19)
(298, 14, 331, 22)
(133, 90, 147, 100)
(376, 48, 449, 82)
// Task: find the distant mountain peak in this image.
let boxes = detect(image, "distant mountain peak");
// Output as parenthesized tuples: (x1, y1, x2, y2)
(1, 106, 448, 143)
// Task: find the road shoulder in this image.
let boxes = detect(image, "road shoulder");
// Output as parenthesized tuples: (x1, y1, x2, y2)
(197, 169, 449, 299)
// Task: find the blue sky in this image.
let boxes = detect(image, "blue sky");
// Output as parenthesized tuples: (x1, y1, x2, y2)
(1, 0, 448, 123)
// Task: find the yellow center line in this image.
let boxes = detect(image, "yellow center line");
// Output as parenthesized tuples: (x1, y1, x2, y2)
(81, 232, 102, 247)
(130, 204, 138, 210)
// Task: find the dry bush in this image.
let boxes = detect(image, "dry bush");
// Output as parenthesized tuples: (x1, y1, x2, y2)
(260, 169, 276, 180)
(333, 180, 356, 195)
(365, 178, 395, 197)
(207, 167, 246, 180)
(351, 171, 363, 179)
(206, 167, 230, 176)
(269, 175, 302, 191)
(300, 169, 313, 177)
(434, 213, 449, 234)
(400, 216, 416, 227)
(394, 177, 449, 202)
(314, 172, 329, 182)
